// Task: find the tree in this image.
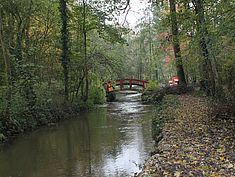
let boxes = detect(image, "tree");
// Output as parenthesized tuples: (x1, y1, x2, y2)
(59, 0, 70, 102)
(192, 0, 218, 96)
(0, 10, 11, 119)
(82, 0, 89, 102)
(169, 0, 186, 85)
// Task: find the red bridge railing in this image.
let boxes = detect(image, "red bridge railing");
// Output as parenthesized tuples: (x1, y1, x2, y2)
(105, 79, 148, 92)
(115, 79, 148, 90)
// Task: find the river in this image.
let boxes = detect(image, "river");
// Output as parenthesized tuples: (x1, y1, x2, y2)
(0, 92, 154, 177)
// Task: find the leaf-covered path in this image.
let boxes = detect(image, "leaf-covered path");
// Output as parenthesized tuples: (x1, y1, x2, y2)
(139, 95, 235, 177)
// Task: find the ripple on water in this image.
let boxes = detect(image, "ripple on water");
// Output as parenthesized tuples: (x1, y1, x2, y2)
(0, 92, 154, 177)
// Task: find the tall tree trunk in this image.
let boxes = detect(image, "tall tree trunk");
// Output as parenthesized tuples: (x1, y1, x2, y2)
(169, 0, 186, 85)
(59, 0, 70, 102)
(148, 14, 152, 80)
(0, 11, 12, 119)
(83, 0, 89, 102)
(193, 0, 217, 96)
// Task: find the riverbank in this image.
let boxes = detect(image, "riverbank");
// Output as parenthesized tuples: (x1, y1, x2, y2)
(138, 94, 235, 176)
(0, 104, 80, 143)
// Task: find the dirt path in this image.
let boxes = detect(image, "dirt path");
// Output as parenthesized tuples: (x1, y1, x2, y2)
(139, 95, 235, 177)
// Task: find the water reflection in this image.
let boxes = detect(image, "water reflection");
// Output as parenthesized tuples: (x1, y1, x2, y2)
(0, 92, 153, 177)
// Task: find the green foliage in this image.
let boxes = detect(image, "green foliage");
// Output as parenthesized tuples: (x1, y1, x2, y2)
(146, 80, 159, 91)
(89, 86, 106, 104)
(77, 99, 94, 110)
(87, 74, 106, 104)
(0, 133, 6, 141)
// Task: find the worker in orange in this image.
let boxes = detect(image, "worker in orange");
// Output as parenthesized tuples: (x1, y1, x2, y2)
(107, 81, 113, 92)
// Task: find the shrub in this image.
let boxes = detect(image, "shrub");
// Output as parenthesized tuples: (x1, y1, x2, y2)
(89, 86, 106, 104)
(146, 80, 159, 91)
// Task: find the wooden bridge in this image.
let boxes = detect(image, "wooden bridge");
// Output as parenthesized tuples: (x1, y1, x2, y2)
(105, 79, 148, 92)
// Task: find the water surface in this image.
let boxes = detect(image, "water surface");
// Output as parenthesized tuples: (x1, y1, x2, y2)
(0, 92, 154, 177)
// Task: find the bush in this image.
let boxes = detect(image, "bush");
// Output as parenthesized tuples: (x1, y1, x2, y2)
(0, 133, 6, 141)
(77, 99, 94, 110)
(89, 86, 106, 104)
(146, 80, 159, 91)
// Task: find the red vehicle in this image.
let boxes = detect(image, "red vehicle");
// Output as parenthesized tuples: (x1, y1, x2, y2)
(168, 76, 179, 86)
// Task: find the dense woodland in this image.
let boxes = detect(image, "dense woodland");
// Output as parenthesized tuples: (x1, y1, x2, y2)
(0, 0, 234, 140)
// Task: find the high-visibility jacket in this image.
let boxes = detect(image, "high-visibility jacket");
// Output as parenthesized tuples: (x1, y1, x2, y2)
(107, 83, 113, 92)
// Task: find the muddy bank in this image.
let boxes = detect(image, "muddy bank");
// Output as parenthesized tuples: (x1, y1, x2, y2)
(138, 94, 235, 176)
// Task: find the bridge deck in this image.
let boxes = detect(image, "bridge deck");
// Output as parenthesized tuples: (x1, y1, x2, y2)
(104, 79, 148, 91)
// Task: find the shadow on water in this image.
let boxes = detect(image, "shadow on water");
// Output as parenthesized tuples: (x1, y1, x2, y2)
(0, 92, 154, 177)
